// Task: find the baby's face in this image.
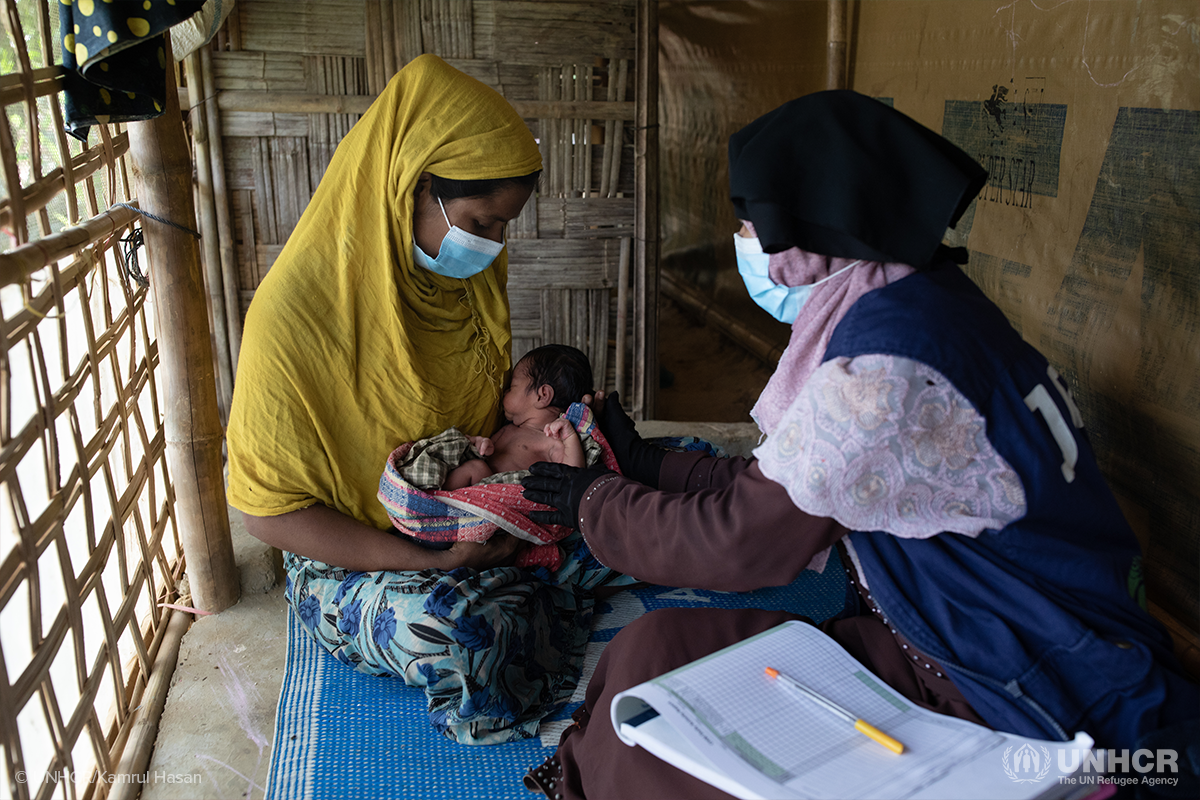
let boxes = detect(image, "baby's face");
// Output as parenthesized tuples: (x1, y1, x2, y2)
(502, 362, 538, 422)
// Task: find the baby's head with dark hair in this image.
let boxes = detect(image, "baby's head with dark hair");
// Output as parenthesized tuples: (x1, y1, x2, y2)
(516, 344, 594, 411)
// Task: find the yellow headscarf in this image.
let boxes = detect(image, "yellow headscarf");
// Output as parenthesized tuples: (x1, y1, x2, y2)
(226, 55, 542, 527)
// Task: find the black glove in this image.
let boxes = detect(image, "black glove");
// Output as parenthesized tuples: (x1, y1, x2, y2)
(596, 391, 666, 488)
(521, 462, 613, 529)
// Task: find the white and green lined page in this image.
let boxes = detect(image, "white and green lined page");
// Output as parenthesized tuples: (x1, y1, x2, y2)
(610, 620, 1093, 800)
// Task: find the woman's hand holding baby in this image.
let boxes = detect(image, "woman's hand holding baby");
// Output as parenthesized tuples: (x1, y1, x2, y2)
(582, 389, 606, 416)
(440, 534, 523, 571)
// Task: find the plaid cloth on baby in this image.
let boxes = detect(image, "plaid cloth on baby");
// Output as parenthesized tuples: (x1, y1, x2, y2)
(400, 423, 603, 492)
(377, 403, 618, 570)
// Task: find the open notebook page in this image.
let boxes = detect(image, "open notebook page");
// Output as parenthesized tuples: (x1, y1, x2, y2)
(612, 621, 1094, 800)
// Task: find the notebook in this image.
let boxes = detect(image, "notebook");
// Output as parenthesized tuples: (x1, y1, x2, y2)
(612, 621, 1097, 800)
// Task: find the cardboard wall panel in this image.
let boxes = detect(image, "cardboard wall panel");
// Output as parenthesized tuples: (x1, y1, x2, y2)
(852, 0, 1199, 634)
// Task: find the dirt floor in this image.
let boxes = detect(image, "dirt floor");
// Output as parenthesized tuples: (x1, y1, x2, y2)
(654, 292, 781, 423)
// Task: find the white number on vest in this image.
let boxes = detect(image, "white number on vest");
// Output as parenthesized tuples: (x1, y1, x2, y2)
(1024, 366, 1084, 483)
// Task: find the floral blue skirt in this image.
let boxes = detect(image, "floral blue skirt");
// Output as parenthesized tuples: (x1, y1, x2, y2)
(284, 531, 636, 744)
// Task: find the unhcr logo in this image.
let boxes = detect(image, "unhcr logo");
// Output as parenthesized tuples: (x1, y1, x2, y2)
(1003, 743, 1052, 784)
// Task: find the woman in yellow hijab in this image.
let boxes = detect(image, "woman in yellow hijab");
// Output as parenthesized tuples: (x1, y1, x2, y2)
(230, 54, 535, 566)
(226, 56, 635, 743)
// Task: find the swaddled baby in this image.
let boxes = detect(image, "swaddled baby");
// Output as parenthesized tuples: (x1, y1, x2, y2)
(380, 344, 603, 556)
(443, 344, 594, 489)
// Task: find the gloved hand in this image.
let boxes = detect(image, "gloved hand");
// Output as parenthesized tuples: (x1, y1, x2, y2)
(521, 462, 614, 529)
(596, 391, 665, 487)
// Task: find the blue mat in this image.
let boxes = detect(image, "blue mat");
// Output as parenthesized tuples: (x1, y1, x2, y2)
(265, 567, 847, 800)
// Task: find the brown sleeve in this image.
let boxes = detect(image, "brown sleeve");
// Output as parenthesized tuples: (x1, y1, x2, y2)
(657, 450, 760, 493)
(578, 461, 848, 592)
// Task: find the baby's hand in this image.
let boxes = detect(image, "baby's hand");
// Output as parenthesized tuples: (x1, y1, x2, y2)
(544, 417, 586, 468)
(543, 418, 576, 441)
(468, 435, 494, 457)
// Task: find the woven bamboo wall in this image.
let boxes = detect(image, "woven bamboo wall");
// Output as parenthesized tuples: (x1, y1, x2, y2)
(0, 2, 191, 797)
(204, 0, 654, 411)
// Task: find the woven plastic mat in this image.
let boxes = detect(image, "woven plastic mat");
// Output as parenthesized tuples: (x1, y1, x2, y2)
(266, 565, 847, 799)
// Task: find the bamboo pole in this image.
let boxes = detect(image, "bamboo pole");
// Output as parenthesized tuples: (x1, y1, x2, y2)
(577, 65, 590, 196)
(106, 609, 191, 800)
(401, 0, 421, 67)
(103, 598, 183, 781)
(614, 236, 631, 397)
(126, 39, 238, 615)
(381, 0, 398, 81)
(0, 203, 139, 287)
(600, 63, 616, 198)
(560, 67, 571, 196)
(200, 47, 243, 378)
(607, 59, 628, 198)
(633, 0, 658, 421)
(827, 0, 848, 90)
(365, 0, 384, 94)
(184, 52, 233, 423)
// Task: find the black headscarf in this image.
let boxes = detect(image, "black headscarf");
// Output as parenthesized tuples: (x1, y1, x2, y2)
(728, 91, 987, 267)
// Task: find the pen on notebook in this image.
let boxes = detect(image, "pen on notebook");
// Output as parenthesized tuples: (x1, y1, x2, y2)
(764, 666, 906, 754)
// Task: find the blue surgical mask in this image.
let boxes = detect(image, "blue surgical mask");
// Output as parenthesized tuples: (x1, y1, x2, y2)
(413, 197, 505, 279)
(734, 233, 860, 324)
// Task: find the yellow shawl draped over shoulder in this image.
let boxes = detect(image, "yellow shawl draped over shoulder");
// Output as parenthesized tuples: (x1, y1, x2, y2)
(226, 55, 542, 528)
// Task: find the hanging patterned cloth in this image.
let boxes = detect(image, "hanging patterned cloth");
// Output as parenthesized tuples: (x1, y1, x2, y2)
(58, 0, 204, 141)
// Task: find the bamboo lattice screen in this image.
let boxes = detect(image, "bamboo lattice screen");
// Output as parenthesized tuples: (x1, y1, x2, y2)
(1, 2, 192, 798)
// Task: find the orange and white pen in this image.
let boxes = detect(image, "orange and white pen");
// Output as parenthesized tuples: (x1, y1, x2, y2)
(764, 666, 906, 755)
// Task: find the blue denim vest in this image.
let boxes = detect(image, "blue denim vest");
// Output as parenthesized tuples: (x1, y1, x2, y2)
(826, 264, 1196, 748)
